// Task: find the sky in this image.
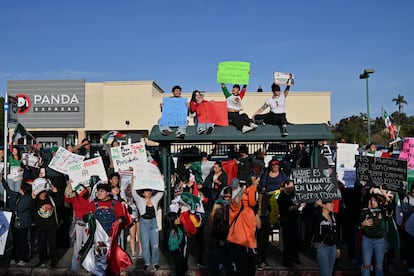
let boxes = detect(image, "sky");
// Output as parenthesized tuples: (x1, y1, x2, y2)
(1, 0, 413, 124)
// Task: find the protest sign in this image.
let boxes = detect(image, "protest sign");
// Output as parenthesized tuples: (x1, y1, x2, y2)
(111, 142, 147, 172)
(336, 143, 359, 188)
(217, 61, 250, 85)
(291, 168, 341, 203)
(159, 97, 188, 127)
(336, 143, 359, 169)
(197, 101, 228, 126)
(48, 146, 85, 174)
(0, 211, 12, 255)
(133, 162, 164, 191)
(273, 72, 294, 86)
(398, 137, 414, 169)
(32, 178, 51, 195)
(22, 153, 41, 168)
(355, 155, 408, 192)
(9, 167, 22, 182)
(68, 157, 108, 189)
(119, 170, 134, 191)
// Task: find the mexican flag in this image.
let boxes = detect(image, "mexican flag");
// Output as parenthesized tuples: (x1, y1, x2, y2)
(102, 130, 126, 144)
(383, 111, 397, 141)
(12, 123, 34, 142)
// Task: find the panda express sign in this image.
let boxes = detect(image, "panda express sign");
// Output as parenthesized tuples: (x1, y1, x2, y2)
(7, 80, 85, 128)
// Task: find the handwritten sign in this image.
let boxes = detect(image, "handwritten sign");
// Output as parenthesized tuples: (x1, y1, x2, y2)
(398, 137, 414, 169)
(22, 153, 41, 168)
(32, 178, 51, 195)
(0, 211, 12, 255)
(336, 143, 359, 169)
(68, 157, 108, 189)
(197, 101, 228, 126)
(273, 72, 294, 86)
(291, 168, 341, 203)
(159, 97, 188, 127)
(48, 147, 85, 174)
(355, 155, 408, 192)
(110, 142, 147, 172)
(337, 168, 356, 188)
(217, 61, 250, 85)
(133, 162, 164, 191)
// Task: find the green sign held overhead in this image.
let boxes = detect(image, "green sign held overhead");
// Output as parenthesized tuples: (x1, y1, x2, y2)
(217, 61, 250, 85)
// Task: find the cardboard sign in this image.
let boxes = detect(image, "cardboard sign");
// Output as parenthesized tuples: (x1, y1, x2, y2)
(110, 142, 147, 172)
(291, 168, 341, 203)
(217, 61, 250, 85)
(355, 155, 408, 192)
(22, 153, 41, 168)
(273, 72, 294, 86)
(197, 101, 228, 126)
(32, 178, 51, 195)
(336, 143, 359, 169)
(133, 162, 164, 191)
(159, 97, 188, 127)
(0, 211, 12, 255)
(48, 147, 85, 174)
(68, 157, 108, 189)
(398, 137, 414, 169)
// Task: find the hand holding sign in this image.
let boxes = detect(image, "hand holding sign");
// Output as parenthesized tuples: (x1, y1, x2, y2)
(217, 61, 250, 85)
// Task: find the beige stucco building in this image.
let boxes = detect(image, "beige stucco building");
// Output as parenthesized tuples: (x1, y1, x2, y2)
(9, 80, 331, 146)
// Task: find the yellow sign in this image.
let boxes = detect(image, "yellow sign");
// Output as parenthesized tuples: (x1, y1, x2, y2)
(217, 61, 250, 85)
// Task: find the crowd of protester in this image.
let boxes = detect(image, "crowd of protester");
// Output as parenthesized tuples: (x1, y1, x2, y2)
(0, 84, 413, 275)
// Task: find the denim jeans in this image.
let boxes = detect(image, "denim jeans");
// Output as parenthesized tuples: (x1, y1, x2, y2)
(361, 235, 386, 276)
(159, 124, 187, 135)
(315, 243, 336, 276)
(140, 217, 159, 266)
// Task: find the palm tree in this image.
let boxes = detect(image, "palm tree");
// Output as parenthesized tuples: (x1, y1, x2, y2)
(392, 94, 408, 114)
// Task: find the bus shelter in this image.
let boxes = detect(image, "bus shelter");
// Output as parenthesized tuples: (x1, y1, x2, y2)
(148, 123, 334, 217)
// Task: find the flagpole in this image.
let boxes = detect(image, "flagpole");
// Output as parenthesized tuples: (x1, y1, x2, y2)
(3, 92, 9, 204)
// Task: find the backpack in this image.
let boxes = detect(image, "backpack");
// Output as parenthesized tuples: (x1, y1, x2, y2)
(95, 200, 116, 235)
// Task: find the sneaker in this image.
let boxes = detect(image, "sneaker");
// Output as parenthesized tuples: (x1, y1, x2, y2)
(10, 260, 16, 265)
(197, 128, 206, 135)
(207, 126, 214, 134)
(176, 132, 185, 139)
(17, 260, 27, 266)
(282, 126, 288, 137)
(256, 264, 263, 271)
(143, 265, 149, 271)
(242, 125, 254, 134)
(153, 264, 160, 270)
(161, 129, 173, 136)
(197, 262, 206, 268)
(131, 253, 136, 260)
(250, 122, 258, 129)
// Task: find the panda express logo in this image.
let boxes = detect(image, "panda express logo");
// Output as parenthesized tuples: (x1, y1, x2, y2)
(17, 94, 31, 114)
(15, 93, 81, 113)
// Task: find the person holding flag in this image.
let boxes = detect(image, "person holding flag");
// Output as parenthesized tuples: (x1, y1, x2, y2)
(383, 111, 399, 142)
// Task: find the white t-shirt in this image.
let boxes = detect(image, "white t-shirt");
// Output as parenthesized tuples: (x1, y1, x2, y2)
(226, 95, 243, 111)
(266, 94, 286, 114)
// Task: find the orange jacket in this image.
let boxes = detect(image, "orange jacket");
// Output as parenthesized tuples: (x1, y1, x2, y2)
(227, 185, 257, 248)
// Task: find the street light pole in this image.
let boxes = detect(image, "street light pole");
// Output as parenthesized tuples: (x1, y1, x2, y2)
(359, 68, 375, 144)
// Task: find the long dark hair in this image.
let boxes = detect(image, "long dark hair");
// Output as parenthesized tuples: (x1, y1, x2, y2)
(190, 90, 201, 102)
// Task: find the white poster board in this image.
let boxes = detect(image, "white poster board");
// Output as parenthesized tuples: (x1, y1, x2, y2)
(110, 142, 147, 172)
(336, 143, 359, 169)
(22, 153, 41, 168)
(68, 157, 108, 189)
(336, 143, 359, 188)
(48, 147, 85, 174)
(273, 72, 294, 86)
(133, 162, 164, 191)
(0, 211, 12, 255)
